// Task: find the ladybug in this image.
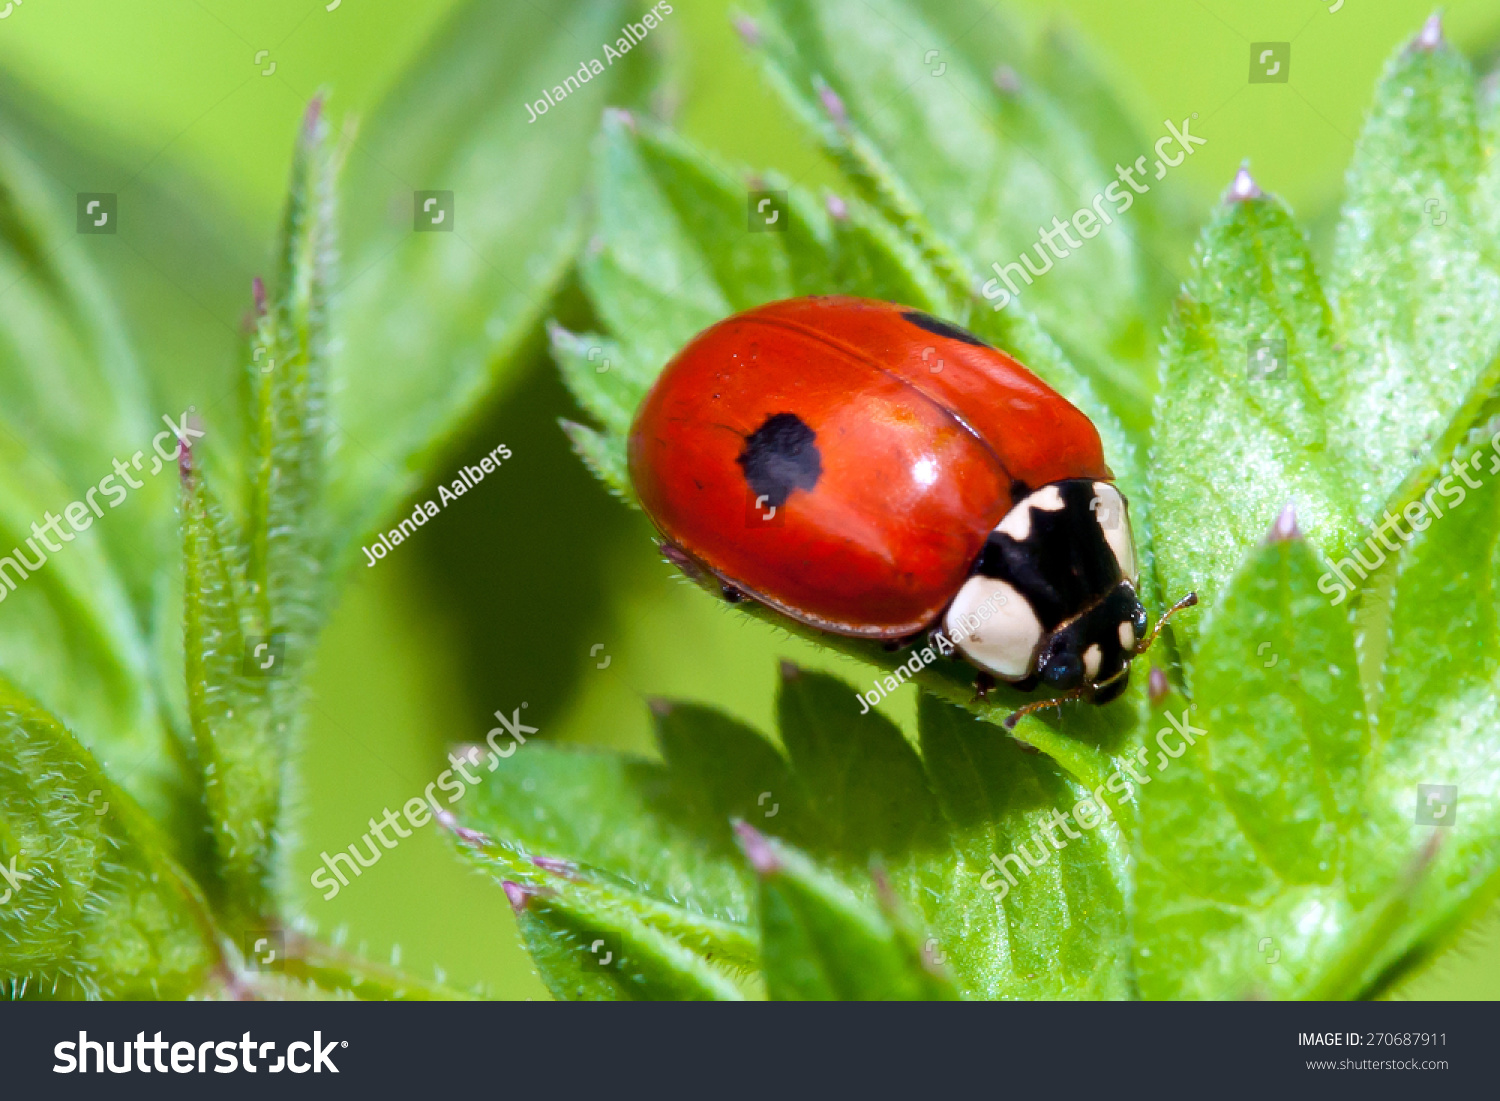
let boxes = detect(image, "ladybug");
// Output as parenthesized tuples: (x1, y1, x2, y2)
(627, 296, 1193, 719)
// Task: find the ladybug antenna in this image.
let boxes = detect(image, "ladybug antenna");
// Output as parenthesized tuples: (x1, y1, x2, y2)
(1135, 591, 1199, 655)
(1002, 687, 1085, 731)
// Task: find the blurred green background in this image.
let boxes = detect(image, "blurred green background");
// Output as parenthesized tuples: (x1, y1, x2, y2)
(2, 0, 1499, 999)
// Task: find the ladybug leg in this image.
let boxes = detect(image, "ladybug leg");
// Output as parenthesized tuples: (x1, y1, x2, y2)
(719, 583, 745, 604)
(972, 670, 1037, 703)
(1002, 686, 1087, 731)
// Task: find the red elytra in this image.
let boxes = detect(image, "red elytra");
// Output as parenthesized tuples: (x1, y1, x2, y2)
(626, 295, 1112, 639)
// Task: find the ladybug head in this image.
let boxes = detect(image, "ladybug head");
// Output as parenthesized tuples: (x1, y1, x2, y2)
(1035, 581, 1149, 704)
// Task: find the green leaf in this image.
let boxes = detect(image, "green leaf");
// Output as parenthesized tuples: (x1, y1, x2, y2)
(1328, 27, 1500, 530)
(737, 824, 956, 1000)
(328, 0, 654, 566)
(550, 327, 637, 439)
(174, 104, 342, 931)
(1024, 23, 1197, 285)
(918, 695, 1130, 999)
(753, 0, 1177, 430)
(826, 193, 954, 314)
(275, 934, 479, 1000)
(652, 698, 815, 854)
(775, 665, 946, 880)
(448, 723, 765, 996)
(580, 113, 743, 376)
(1151, 191, 1357, 648)
(0, 430, 173, 818)
(448, 830, 746, 1001)
(0, 131, 165, 604)
(0, 679, 219, 999)
(0, 132, 178, 818)
(1359, 422, 1500, 994)
(250, 101, 339, 647)
(458, 661, 1144, 1001)
(1134, 524, 1372, 999)
(180, 458, 277, 928)
(458, 738, 756, 920)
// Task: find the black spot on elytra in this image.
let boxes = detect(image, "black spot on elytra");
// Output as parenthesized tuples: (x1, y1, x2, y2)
(1009, 478, 1031, 501)
(737, 412, 822, 508)
(901, 309, 989, 348)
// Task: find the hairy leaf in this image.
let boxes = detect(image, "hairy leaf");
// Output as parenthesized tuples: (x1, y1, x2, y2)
(1328, 27, 1500, 532)
(0, 680, 218, 999)
(1359, 422, 1500, 994)
(0, 133, 177, 819)
(1135, 526, 1372, 999)
(450, 830, 746, 1001)
(738, 824, 956, 1000)
(181, 458, 277, 928)
(249, 101, 338, 650)
(1152, 192, 1356, 648)
(177, 104, 342, 932)
(753, 0, 1184, 432)
(919, 695, 1130, 999)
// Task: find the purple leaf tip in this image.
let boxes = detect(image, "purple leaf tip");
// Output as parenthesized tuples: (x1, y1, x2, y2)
(532, 855, 576, 877)
(604, 106, 636, 131)
(301, 96, 324, 142)
(252, 276, 267, 317)
(502, 881, 531, 913)
(826, 193, 848, 221)
(818, 83, 848, 126)
(1226, 163, 1263, 203)
(1268, 502, 1301, 542)
(435, 808, 488, 847)
(733, 820, 780, 875)
(779, 660, 802, 681)
(1415, 11, 1444, 50)
(733, 14, 761, 46)
(993, 65, 1022, 95)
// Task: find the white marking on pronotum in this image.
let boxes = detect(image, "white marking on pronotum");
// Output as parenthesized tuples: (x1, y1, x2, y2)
(1092, 482, 1137, 581)
(996, 484, 1065, 542)
(945, 577, 1042, 678)
(1118, 620, 1136, 651)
